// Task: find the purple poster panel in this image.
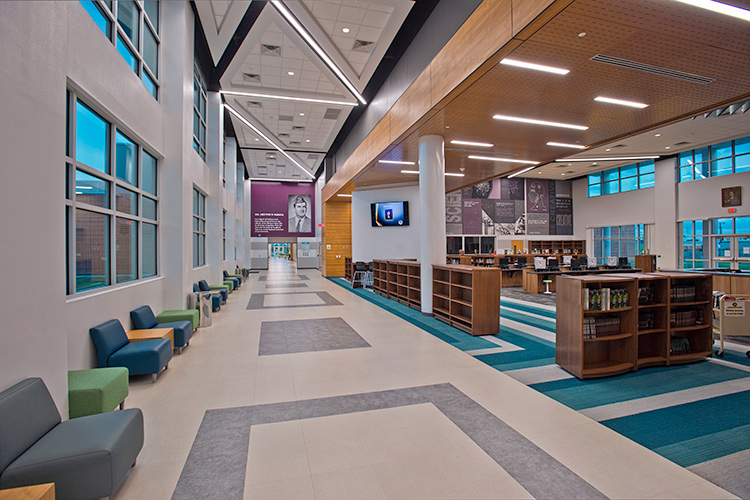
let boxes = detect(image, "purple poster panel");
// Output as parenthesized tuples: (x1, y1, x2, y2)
(462, 199, 481, 234)
(526, 179, 549, 213)
(250, 182, 315, 237)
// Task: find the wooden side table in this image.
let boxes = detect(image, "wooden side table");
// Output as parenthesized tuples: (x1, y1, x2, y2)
(0, 483, 55, 500)
(126, 327, 174, 349)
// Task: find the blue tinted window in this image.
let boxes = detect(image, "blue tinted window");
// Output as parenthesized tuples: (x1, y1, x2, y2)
(588, 184, 601, 197)
(711, 158, 732, 177)
(117, 34, 138, 73)
(621, 176, 637, 191)
(143, 1, 159, 32)
(712, 141, 732, 159)
(736, 137, 750, 155)
(76, 209, 110, 292)
(678, 151, 693, 167)
(143, 197, 157, 220)
(76, 101, 109, 173)
(117, 0, 139, 49)
(639, 173, 655, 188)
(75, 170, 109, 209)
(603, 180, 618, 194)
(683, 221, 693, 236)
(679, 165, 692, 182)
(588, 173, 601, 185)
(603, 168, 619, 182)
(683, 237, 693, 260)
(115, 186, 137, 215)
(620, 165, 637, 178)
(80, 1, 110, 37)
(142, 223, 157, 277)
(712, 218, 733, 234)
(695, 220, 704, 235)
(638, 160, 654, 174)
(694, 147, 709, 163)
(115, 132, 137, 185)
(735, 153, 750, 173)
(143, 72, 157, 98)
(142, 151, 157, 195)
(736, 217, 750, 234)
(143, 26, 158, 77)
(116, 218, 137, 283)
(693, 162, 709, 180)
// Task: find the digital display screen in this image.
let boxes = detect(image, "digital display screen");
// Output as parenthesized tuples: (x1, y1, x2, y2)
(371, 201, 409, 227)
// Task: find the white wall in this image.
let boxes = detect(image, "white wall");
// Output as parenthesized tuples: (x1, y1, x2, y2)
(678, 171, 750, 221)
(352, 185, 421, 261)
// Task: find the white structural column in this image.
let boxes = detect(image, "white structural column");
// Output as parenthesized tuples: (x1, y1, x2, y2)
(419, 135, 446, 314)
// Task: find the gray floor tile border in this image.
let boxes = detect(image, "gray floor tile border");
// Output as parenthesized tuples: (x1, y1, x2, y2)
(258, 317, 371, 355)
(264, 283, 309, 288)
(246, 291, 342, 310)
(172, 383, 607, 500)
(258, 275, 310, 281)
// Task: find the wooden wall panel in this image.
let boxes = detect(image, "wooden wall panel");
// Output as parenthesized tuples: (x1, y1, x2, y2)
(368, 114, 392, 162)
(513, 0, 560, 38)
(389, 67, 432, 142)
(321, 201, 352, 277)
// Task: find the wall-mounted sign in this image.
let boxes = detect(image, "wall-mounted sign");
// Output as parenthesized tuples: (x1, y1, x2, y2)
(722, 186, 741, 207)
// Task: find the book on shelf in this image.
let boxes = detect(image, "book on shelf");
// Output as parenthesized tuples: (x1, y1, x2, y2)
(583, 288, 629, 311)
(670, 337, 691, 354)
(638, 312, 655, 330)
(583, 316, 621, 339)
(638, 286, 655, 305)
(670, 309, 704, 328)
(670, 285, 696, 302)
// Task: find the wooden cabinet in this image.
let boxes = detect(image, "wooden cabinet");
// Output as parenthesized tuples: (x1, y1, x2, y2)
(432, 265, 501, 336)
(556, 272, 713, 379)
(528, 239, 586, 255)
(344, 257, 353, 282)
(372, 260, 420, 310)
(634, 254, 656, 273)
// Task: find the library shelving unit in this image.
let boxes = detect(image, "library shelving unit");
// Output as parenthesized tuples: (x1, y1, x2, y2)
(371, 260, 420, 310)
(556, 275, 637, 379)
(632, 273, 669, 369)
(662, 271, 713, 364)
(528, 240, 586, 255)
(432, 265, 501, 336)
(344, 257, 353, 282)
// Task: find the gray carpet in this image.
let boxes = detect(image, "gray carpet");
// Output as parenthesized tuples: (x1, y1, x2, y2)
(501, 286, 556, 306)
(172, 383, 607, 500)
(258, 317, 370, 355)
(689, 449, 750, 500)
(246, 291, 342, 310)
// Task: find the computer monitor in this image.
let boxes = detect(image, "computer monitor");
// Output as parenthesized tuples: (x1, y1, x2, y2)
(587, 257, 598, 269)
(534, 257, 547, 270)
(516, 256, 527, 267)
(606, 256, 619, 267)
(497, 257, 509, 268)
(619, 257, 630, 268)
(548, 258, 559, 270)
(562, 255, 573, 266)
(571, 257, 585, 270)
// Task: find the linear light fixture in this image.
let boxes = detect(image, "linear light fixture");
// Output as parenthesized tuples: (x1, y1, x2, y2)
(493, 115, 588, 130)
(271, 1, 367, 104)
(337, 194, 352, 197)
(400, 170, 465, 177)
(450, 140, 493, 147)
(219, 90, 356, 107)
(225, 104, 315, 179)
(500, 58, 570, 75)
(248, 177, 313, 183)
(672, 0, 750, 21)
(508, 166, 537, 178)
(468, 155, 539, 165)
(594, 96, 649, 109)
(379, 160, 416, 165)
(547, 142, 586, 149)
(555, 155, 660, 162)
(75, 185, 94, 189)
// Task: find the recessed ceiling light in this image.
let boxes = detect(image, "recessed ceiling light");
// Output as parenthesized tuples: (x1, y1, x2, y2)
(220, 90, 357, 107)
(500, 58, 569, 75)
(493, 115, 588, 130)
(379, 160, 416, 165)
(305, 139, 310, 142)
(287, 71, 295, 76)
(255, 138, 259, 141)
(673, 0, 750, 22)
(445, 172, 465, 177)
(561, 173, 565, 176)
(546, 142, 586, 149)
(655, 133, 661, 137)
(337, 193, 352, 197)
(451, 140, 493, 147)
(578, 32, 587, 37)
(300, 113, 304, 116)
(342, 27, 350, 33)
(594, 96, 649, 108)
(665, 146, 671, 149)
(605, 148, 611, 151)
(508, 166, 537, 178)
(468, 155, 539, 165)
(445, 126, 450, 129)
(556, 155, 659, 162)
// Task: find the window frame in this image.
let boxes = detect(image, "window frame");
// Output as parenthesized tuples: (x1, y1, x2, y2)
(592, 224, 646, 265)
(588, 161, 655, 197)
(676, 135, 750, 182)
(193, 188, 206, 267)
(193, 63, 208, 160)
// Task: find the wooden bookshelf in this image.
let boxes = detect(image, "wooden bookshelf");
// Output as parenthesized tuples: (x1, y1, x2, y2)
(372, 260, 420, 310)
(556, 272, 713, 379)
(344, 257, 353, 282)
(634, 254, 656, 273)
(432, 265, 501, 336)
(528, 239, 586, 255)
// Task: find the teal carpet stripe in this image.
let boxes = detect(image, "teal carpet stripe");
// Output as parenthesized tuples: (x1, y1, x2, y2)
(487, 357, 558, 371)
(475, 327, 556, 370)
(501, 300, 557, 319)
(601, 390, 750, 467)
(531, 362, 750, 410)
(717, 347, 750, 367)
(500, 309, 556, 332)
(654, 423, 750, 468)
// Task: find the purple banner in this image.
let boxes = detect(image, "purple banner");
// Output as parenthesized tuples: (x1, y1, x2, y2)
(250, 182, 315, 237)
(526, 179, 549, 214)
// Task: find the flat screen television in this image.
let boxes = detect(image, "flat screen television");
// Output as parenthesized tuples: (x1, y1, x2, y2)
(371, 201, 409, 227)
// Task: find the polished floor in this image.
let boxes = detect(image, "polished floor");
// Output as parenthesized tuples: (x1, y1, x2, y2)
(112, 259, 737, 500)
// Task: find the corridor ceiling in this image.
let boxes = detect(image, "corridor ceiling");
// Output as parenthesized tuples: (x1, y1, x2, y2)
(197, 0, 750, 191)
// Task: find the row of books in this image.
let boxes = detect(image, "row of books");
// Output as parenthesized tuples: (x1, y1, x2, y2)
(583, 288, 630, 310)
(638, 312, 655, 330)
(669, 309, 704, 328)
(583, 316, 621, 339)
(670, 285, 696, 303)
(713, 291, 726, 309)
(638, 286, 655, 305)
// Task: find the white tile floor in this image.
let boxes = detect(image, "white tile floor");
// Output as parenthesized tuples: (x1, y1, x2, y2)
(111, 259, 738, 500)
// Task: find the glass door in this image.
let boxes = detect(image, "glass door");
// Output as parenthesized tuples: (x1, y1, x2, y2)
(737, 237, 750, 270)
(713, 237, 750, 270)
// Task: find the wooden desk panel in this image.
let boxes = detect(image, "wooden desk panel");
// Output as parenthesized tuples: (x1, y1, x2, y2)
(0, 484, 55, 500)
(127, 328, 174, 348)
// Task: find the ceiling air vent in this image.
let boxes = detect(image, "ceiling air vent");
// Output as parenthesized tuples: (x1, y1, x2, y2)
(307, 154, 318, 161)
(323, 108, 341, 120)
(589, 54, 715, 84)
(290, 141, 301, 146)
(292, 126, 305, 131)
(611, 144, 627, 148)
(242, 73, 261, 83)
(246, 101, 262, 108)
(278, 115, 293, 121)
(279, 133, 290, 138)
(673, 141, 691, 146)
(261, 44, 281, 56)
(352, 40, 375, 53)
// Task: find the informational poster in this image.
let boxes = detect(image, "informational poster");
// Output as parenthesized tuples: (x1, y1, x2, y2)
(462, 198, 482, 234)
(250, 182, 315, 237)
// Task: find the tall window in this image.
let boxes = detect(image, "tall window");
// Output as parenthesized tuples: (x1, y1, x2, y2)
(79, 1, 160, 99)
(677, 136, 750, 182)
(193, 63, 207, 160)
(588, 161, 655, 197)
(222, 210, 227, 261)
(592, 225, 645, 265)
(681, 217, 750, 270)
(193, 189, 206, 267)
(222, 137, 227, 187)
(65, 90, 159, 294)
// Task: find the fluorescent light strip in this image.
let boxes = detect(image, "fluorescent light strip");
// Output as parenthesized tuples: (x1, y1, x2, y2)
(220, 90, 356, 107)
(272, 1, 367, 104)
(379, 160, 416, 165)
(547, 142, 586, 149)
(673, 0, 750, 21)
(500, 58, 569, 75)
(493, 115, 588, 130)
(225, 104, 315, 179)
(595, 96, 649, 109)
(450, 140, 494, 147)
(555, 156, 660, 162)
(400, 170, 464, 177)
(249, 177, 313, 183)
(468, 155, 539, 165)
(508, 166, 536, 178)
(75, 185, 94, 189)
(337, 194, 352, 197)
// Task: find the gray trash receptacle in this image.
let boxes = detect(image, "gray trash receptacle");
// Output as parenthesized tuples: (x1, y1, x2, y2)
(198, 293, 212, 327)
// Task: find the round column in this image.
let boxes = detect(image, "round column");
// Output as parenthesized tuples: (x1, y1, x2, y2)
(419, 135, 446, 315)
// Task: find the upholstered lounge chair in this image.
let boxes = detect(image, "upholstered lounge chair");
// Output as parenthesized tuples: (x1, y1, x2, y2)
(194, 283, 222, 311)
(198, 279, 229, 300)
(90, 319, 171, 383)
(223, 269, 242, 288)
(130, 306, 193, 354)
(0, 378, 143, 500)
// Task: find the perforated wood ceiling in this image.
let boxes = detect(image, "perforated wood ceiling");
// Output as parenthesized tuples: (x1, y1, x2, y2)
(344, 0, 750, 194)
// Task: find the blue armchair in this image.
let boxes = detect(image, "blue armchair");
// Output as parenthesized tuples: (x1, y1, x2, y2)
(194, 283, 222, 311)
(199, 279, 228, 302)
(223, 270, 241, 289)
(90, 319, 171, 383)
(130, 305, 193, 354)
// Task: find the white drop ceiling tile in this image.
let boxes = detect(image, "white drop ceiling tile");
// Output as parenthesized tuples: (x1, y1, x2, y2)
(356, 25, 381, 43)
(264, 65, 283, 77)
(260, 54, 282, 67)
(348, 51, 370, 64)
(351, 61, 366, 74)
(362, 9, 390, 29)
(368, 3, 394, 14)
(300, 70, 320, 81)
(332, 35, 353, 51)
(267, 23, 283, 33)
(338, 5, 366, 24)
(212, 0, 230, 16)
(283, 46, 305, 61)
(317, 81, 336, 93)
(318, 18, 337, 33)
(262, 32, 284, 47)
(299, 80, 319, 91)
(264, 76, 282, 87)
(285, 59, 304, 70)
(301, 60, 319, 71)
(309, 1, 341, 21)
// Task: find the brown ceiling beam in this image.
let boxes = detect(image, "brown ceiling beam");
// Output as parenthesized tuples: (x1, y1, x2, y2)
(321, 0, 574, 202)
